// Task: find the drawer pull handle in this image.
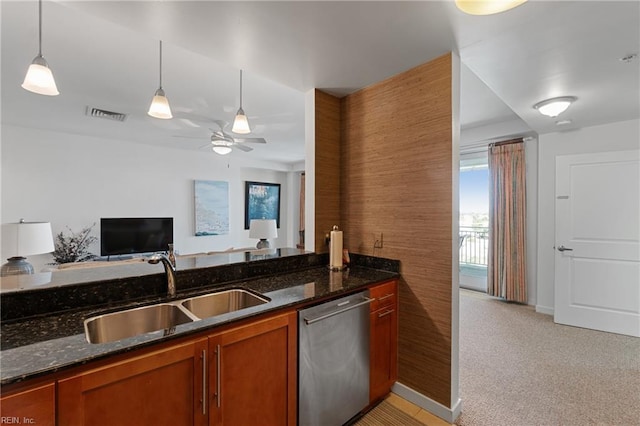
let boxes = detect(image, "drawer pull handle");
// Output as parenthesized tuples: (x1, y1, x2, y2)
(377, 293, 394, 301)
(378, 309, 395, 318)
(201, 349, 207, 415)
(215, 344, 221, 408)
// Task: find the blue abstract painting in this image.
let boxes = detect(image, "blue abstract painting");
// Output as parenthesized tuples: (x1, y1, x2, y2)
(244, 181, 281, 229)
(194, 180, 229, 236)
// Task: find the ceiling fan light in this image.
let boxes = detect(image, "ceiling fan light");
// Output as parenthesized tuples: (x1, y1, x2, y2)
(148, 88, 173, 119)
(22, 55, 59, 96)
(213, 146, 232, 155)
(455, 0, 527, 15)
(533, 96, 576, 118)
(232, 108, 251, 134)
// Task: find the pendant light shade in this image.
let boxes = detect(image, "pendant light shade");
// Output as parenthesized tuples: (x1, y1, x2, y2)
(148, 40, 172, 119)
(455, 0, 527, 15)
(22, 0, 59, 96)
(232, 70, 251, 134)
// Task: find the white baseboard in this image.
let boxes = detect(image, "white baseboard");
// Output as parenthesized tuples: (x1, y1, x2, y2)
(536, 305, 554, 315)
(391, 382, 462, 423)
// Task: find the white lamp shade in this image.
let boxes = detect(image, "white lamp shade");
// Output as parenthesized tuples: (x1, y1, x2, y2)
(148, 88, 173, 119)
(534, 97, 575, 117)
(249, 219, 278, 239)
(22, 56, 59, 96)
(232, 108, 251, 134)
(2, 222, 54, 258)
(213, 146, 232, 155)
(455, 0, 527, 15)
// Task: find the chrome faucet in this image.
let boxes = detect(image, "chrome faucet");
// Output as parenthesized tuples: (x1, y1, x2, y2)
(148, 253, 177, 298)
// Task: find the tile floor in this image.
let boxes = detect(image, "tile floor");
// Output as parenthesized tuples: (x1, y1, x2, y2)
(385, 393, 453, 426)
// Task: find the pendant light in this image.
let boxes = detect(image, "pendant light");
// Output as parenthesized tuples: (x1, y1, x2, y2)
(22, 0, 59, 96)
(232, 70, 251, 134)
(148, 40, 173, 119)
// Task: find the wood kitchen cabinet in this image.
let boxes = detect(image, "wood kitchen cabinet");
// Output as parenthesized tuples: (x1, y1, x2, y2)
(369, 280, 398, 403)
(57, 338, 208, 426)
(208, 311, 297, 426)
(0, 382, 55, 426)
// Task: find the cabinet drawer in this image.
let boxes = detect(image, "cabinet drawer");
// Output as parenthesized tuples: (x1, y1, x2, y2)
(0, 382, 55, 426)
(369, 280, 397, 312)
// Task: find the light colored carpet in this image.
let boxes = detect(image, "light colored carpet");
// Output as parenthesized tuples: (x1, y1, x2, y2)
(456, 289, 640, 426)
(355, 399, 425, 426)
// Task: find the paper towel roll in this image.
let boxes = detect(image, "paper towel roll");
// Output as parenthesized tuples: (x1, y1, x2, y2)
(329, 226, 343, 270)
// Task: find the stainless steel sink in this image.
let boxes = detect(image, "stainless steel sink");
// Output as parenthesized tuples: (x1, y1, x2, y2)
(84, 303, 195, 344)
(84, 288, 269, 344)
(180, 289, 269, 320)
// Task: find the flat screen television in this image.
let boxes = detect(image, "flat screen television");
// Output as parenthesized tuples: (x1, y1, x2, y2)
(100, 217, 173, 257)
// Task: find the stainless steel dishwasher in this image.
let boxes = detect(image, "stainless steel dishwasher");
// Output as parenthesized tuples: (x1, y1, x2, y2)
(298, 290, 373, 426)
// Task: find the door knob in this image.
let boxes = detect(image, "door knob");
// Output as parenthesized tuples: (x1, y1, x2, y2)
(557, 245, 573, 252)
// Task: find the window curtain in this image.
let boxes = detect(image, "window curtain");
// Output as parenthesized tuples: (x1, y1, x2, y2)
(488, 139, 527, 303)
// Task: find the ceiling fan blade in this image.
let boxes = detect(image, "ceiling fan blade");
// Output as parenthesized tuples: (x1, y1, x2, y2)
(233, 137, 267, 144)
(172, 134, 207, 140)
(198, 142, 212, 149)
(233, 143, 253, 152)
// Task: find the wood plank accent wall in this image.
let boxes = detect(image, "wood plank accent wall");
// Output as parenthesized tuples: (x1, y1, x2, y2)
(314, 89, 342, 253)
(340, 54, 454, 407)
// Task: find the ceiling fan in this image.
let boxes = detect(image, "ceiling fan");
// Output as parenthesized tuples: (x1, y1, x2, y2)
(174, 120, 266, 155)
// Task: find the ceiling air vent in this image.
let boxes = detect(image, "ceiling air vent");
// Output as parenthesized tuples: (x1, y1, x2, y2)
(86, 106, 128, 122)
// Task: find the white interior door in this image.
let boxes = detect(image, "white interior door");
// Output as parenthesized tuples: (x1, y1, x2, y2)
(554, 150, 640, 337)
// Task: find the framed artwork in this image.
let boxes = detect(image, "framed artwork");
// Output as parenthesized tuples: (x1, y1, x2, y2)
(194, 180, 229, 236)
(244, 181, 281, 229)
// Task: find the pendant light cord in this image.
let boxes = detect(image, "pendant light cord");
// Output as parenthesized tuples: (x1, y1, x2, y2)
(159, 40, 163, 89)
(38, 0, 43, 56)
(239, 69, 243, 108)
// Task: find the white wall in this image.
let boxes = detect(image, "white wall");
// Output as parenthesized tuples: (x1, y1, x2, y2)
(536, 119, 640, 314)
(1, 125, 300, 272)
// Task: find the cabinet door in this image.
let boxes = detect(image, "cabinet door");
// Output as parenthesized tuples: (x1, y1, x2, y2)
(0, 382, 55, 426)
(58, 338, 208, 426)
(209, 311, 297, 426)
(369, 280, 398, 403)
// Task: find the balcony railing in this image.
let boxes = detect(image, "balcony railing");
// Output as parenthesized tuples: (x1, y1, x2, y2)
(459, 226, 488, 266)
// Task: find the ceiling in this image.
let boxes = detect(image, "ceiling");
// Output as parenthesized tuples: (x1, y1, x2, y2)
(2, 1, 638, 166)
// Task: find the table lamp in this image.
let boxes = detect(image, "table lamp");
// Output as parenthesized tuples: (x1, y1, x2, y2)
(1, 220, 54, 276)
(249, 219, 277, 249)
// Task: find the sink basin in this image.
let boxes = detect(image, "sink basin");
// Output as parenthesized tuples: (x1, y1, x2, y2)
(85, 303, 195, 344)
(180, 289, 269, 320)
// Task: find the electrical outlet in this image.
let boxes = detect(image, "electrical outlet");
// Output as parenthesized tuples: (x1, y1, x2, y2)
(374, 232, 384, 249)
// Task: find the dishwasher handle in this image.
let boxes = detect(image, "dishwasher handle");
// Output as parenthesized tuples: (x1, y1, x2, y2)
(304, 297, 374, 325)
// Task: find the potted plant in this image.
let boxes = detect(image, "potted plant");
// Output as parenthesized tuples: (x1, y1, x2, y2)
(51, 223, 98, 264)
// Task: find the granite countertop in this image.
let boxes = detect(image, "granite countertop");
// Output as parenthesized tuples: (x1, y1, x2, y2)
(0, 265, 398, 386)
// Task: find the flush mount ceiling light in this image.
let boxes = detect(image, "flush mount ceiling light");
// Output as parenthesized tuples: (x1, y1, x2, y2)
(232, 70, 251, 134)
(455, 0, 527, 15)
(22, 0, 59, 96)
(148, 40, 172, 119)
(533, 96, 577, 118)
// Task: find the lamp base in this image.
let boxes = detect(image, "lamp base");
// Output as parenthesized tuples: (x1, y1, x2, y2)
(256, 239, 271, 249)
(1, 257, 35, 277)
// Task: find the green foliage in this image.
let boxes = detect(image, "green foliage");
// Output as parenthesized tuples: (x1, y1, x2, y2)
(52, 223, 98, 264)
